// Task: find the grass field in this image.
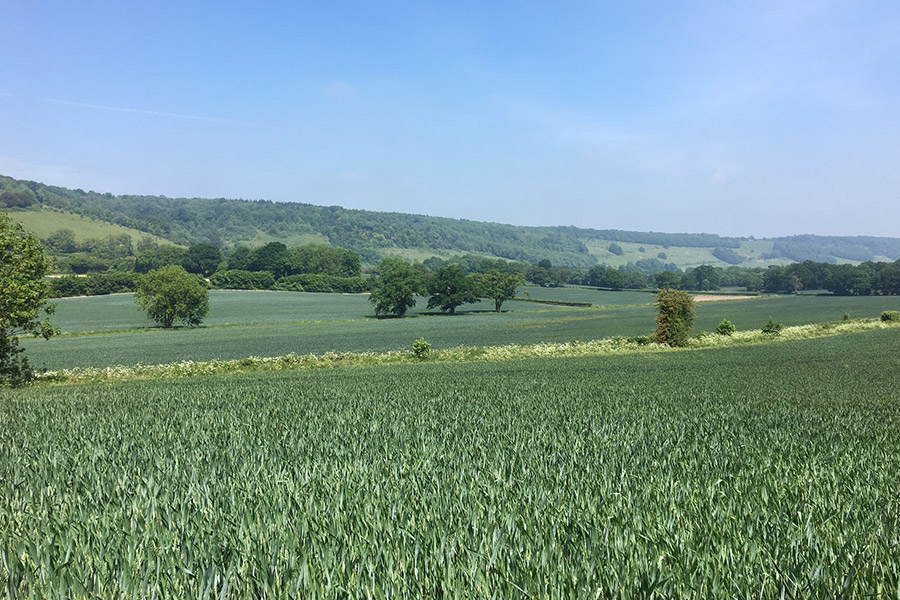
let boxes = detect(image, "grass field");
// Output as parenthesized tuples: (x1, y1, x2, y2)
(583, 238, 792, 269)
(3, 330, 899, 597)
(11, 207, 172, 246)
(22, 290, 900, 370)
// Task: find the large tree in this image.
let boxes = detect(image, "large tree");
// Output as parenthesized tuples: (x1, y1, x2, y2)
(369, 258, 425, 317)
(470, 270, 524, 312)
(182, 242, 222, 276)
(0, 213, 58, 384)
(135, 265, 209, 327)
(427, 265, 477, 314)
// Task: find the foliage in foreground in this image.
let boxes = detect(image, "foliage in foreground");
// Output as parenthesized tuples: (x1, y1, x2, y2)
(0, 213, 58, 385)
(33, 317, 899, 385)
(2, 331, 900, 597)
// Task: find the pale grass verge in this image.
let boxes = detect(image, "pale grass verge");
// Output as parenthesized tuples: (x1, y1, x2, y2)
(34, 318, 899, 385)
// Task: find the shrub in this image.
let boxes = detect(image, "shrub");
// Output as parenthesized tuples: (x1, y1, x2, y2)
(209, 269, 275, 290)
(762, 318, 784, 335)
(715, 319, 736, 336)
(881, 310, 900, 323)
(274, 274, 368, 294)
(412, 337, 431, 359)
(655, 289, 695, 347)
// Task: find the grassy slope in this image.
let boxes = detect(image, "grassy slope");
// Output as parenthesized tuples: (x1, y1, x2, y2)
(4, 330, 899, 596)
(22, 290, 900, 370)
(10, 207, 173, 245)
(584, 238, 792, 269)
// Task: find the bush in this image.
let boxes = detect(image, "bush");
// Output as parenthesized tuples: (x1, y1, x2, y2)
(412, 337, 431, 359)
(655, 289, 695, 347)
(881, 310, 900, 323)
(274, 274, 368, 294)
(762, 318, 784, 335)
(50, 272, 143, 298)
(715, 319, 736, 336)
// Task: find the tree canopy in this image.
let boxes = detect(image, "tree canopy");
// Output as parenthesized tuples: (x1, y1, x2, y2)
(0, 213, 58, 384)
(470, 270, 524, 312)
(369, 258, 425, 317)
(426, 265, 477, 314)
(134, 265, 209, 327)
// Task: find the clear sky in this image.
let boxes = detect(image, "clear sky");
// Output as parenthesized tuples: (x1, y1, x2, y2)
(2, 1, 898, 238)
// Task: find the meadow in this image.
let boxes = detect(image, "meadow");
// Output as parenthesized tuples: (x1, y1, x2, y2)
(22, 289, 900, 371)
(3, 330, 899, 597)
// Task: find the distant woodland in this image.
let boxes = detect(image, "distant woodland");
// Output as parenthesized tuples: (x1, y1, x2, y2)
(5, 174, 900, 269)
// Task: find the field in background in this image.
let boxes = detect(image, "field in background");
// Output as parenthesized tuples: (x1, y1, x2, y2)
(584, 238, 791, 269)
(11, 207, 172, 246)
(4, 330, 899, 597)
(23, 289, 900, 370)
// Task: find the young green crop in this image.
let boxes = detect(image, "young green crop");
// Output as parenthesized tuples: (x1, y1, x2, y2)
(3, 330, 899, 597)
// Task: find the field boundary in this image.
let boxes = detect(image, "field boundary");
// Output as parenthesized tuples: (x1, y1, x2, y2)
(31, 318, 900, 386)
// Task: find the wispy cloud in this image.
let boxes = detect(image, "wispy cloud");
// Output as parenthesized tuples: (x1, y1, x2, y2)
(39, 97, 234, 123)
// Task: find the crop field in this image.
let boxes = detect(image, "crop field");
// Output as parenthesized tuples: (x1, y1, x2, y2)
(3, 330, 899, 597)
(22, 290, 900, 370)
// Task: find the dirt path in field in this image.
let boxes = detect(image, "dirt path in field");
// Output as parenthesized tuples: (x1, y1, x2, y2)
(692, 294, 758, 302)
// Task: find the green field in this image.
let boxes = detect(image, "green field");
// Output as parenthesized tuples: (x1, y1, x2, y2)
(584, 238, 792, 269)
(3, 330, 899, 597)
(11, 207, 172, 246)
(21, 290, 900, 371)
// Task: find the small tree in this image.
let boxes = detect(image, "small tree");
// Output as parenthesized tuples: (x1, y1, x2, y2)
(716, 318, 736, 336)
(761, 318, 783, 335)
(655, 288, 695, 347)
(427, 265, 477, 314)
(135, 265, 209, 327)
(369, 258, 425, 317)
(0, 214, 59, 384)
(470, 270, 524, 312)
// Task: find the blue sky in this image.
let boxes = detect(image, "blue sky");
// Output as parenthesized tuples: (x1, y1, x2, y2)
(2, 1, 898, 238)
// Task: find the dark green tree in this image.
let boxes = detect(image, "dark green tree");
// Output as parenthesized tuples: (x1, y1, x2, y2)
(226, 246, 252, 271)
(134, 265, 209, 327)
(655, 288, 695, 347)
(44, 229, 78, 253)
(249, 242, 289, 277)
(426, 265, 478, 314)
(369, 258, 425, 317)
(182, 242, 222, 276)
(654, 271, 681, 289)
(0, 214, 59, 384)
(470, 270, 524, 312)
(598, 267, 626, 290)
(134, 246, 188, 273)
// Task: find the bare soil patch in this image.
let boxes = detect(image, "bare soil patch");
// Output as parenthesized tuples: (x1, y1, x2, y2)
(693, 294, 757, 302)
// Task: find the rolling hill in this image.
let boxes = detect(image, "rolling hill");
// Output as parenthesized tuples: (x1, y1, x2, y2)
(3, 173, 899, 269)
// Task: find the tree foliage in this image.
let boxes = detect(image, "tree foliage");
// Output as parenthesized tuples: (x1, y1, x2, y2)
(0, 213, 58, 384)
(426, 265, 477, 314)
(369, 259, 425, 317)
(470, 270, 524, 312)
(182, 242, 222, 276)
(655, 289, 695, 347)
(134, 265, 209, 328)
